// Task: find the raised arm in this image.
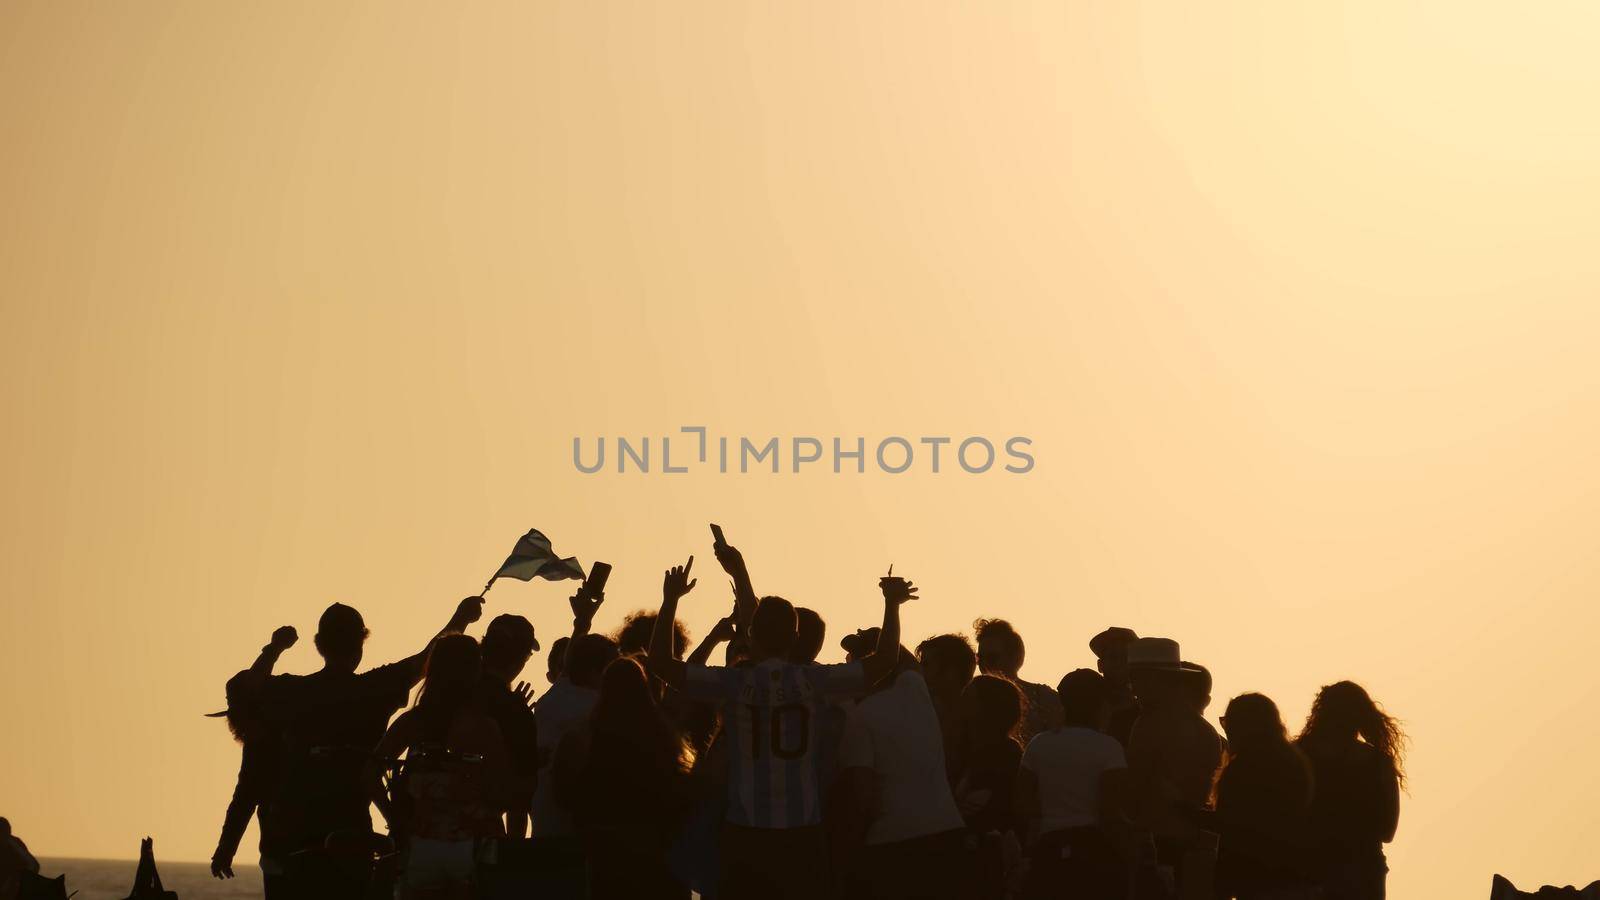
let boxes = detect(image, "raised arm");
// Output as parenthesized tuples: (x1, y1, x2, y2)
(567, 575, 607, 648)
(395, 597, 485, 682)
(647, 556, 696, 688)
(249, 626, 297, 678)
(859, 575, 917, 686)
(712, 539, 759, 634)
(687, 608, 737, 667)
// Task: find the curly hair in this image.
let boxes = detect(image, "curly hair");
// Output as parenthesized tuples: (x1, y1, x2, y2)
(1300, 680, 1408, 787)
(615, 610, 691, 659)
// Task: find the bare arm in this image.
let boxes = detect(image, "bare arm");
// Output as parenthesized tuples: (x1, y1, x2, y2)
(567, 572, 607, 646)
(1380, 763, 1401, 842)
(859, 576, 917, 687)
(395, 597, 486, 683)
(712, 541, 759, 634)
(365, 711, 417, 834)
(647, 557, 696, 688)
(687, 610, 736, 666)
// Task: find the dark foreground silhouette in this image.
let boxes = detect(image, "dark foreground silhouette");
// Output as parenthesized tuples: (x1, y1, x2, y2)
(11, 525, 1430, 900)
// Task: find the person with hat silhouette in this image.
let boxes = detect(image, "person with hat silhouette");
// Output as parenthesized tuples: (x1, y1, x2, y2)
(1089, 627, 1140, 748)
(251, 596, 486, 900)
(209, 624, 298, 894)
(1124, 638, 1223, 897)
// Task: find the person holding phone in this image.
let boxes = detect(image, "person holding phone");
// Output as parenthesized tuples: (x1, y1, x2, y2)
(644, 530, 915, 900)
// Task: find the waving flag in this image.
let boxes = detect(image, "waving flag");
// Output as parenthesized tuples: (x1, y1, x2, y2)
(487, 528, 585, 591)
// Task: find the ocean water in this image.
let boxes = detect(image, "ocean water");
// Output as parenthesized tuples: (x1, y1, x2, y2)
(38, 858, 262, 900)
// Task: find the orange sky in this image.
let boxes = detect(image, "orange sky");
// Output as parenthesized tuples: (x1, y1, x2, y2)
(3, 3, 1600, 896)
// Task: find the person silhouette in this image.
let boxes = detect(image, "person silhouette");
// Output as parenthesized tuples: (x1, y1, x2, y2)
(917, 633, 979, 778)
(974, 619, 1064, 744)
(552, 656, 694, 900)
(1016, 669, 1130, 900)
(643, 541, 914, 900)
(836, 629, 968, 900)
(253, 597, 484, 900)
(949, 674, 1024, 900)
(1, 817, 42, 900)
(545, 636, 571, 685)
(529, 630, 620, 897)
(473, 614, 539, 838)
(790, 607, 827, 665)
(1124, 638, 1223, 896)
(209, 625, 297, 894)
(367, 633, 513, 900)
(1208, 693, 1317, 900)
(1296, 681, 1405, 900)
(1089, 628, 1140, 749)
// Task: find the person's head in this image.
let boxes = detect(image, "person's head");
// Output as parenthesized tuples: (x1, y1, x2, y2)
(565, 633, 620, 689)
(591, 656, 691, 771)
(789, 607, 826, 664)
(958, 674, 1023, 747)
(1179, 663, 1213, 715)
(973, 618, 1025, 677)
(546, 636, 571, 684)
(314, 603, 369, 672)
(1057, 668, 1111, 730)
(416, 634, 483, 726)
(750, 595, 798, 659)
(219, 671, 270, 744)
(481, 614, 538, 683)
(917, 633, 978, 701)
(1221, 692, 1289, 755)
(841, 627, 914, 687)
(0, 817, 10, 837)
(1125, 637, 1187, 709)
(1089, 627, 1139, 687)
(1301, 680, 1408, 785)
(615, 610, 691, 659)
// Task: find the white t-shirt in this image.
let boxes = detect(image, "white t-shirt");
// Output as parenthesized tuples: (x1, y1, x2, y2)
(837, 670, 964, 845)
(1020, 726, 1127, 834)
(530, 678, 597, 837)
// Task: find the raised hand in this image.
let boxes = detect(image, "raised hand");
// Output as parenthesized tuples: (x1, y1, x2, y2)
(879, 575, 918, 606)
(450, 596, 486, 631)
(569, 586, 604, 630)
(514, 680, 535, 711)
(269, 625, 298, 652)
(663, 556, 698, 603)
(713, 541, 747, 579)
(708, 613, 737, 645)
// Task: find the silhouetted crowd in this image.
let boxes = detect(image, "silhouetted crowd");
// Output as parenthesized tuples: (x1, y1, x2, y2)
(201, 529, 1406, 900)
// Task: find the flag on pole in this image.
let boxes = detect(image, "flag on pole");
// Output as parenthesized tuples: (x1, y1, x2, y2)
(489, 528, 585, 587)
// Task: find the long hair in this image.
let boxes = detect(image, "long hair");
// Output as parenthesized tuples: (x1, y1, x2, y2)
(1300, 680, 1407, 787)
(1216, 692, 1311, 809)
(1222, 692, 1291, 756)
(590, 656, 692, 773)
(414, 634, 482, 737)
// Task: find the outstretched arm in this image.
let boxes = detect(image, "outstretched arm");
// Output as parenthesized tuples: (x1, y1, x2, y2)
(567, 575, 607, 647)
(713, 540, 759, 634)
(859, 575, 917, 686)
(395, 597, 485, 682)
(647, 556, 697, 688)
(687, 609, 737, 667)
